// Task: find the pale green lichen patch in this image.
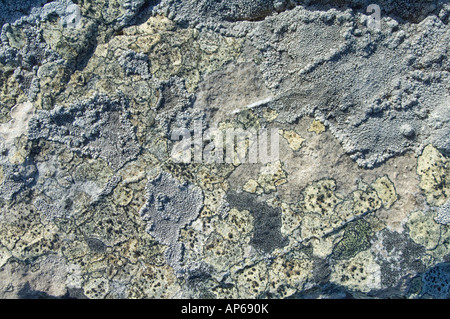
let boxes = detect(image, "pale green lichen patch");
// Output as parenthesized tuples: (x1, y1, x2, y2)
(280, 129, 305, 151)
(119, 15, 243, 92)
(299, 179, 383, 243)
(351, 187, 382, 216)
(1, 1, 449, 299)
(242, 161, 287, 194)
(417, 144, 449, 207)
(308, 120, 326, 134)
(280, 203, 302, 237)
(202, 232, 244, 273)
(268, 256, 314, 298)
(214, 208, 254, 243)
(331, 250, 381, 293)
(126, 264, 180, 299)
(243, 179, 259, 194)
(301, 179, 342, 216)
(371, 176, 398, 209)
(232, 261, 268, 298)
(407, 211, 441, 250)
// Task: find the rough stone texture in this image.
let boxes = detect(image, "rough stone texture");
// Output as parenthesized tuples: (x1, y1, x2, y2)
(139, 171, 204, 273)
(0, 0, 449, 299)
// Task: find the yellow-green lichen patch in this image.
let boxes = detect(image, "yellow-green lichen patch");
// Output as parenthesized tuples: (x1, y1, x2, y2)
(78, 0, 127, 26)
(243, 179, 260, 194)
(330, 250, 381, 293)
(73, 158, 114, 188)
(280, 129, 305, 151)
(257, 160, 287, 194)
(237, 110, 261, 130)
(301, 179, 342, 217)
(210, 284, 239, 299)
(115, 236, 167, 266)
(42, 18, 98, 62)
(299, 179, 344, 240)
(417, 144, 449, 206)
(180, 226, 207, 258)
(280, 203, 302, 237)
(0, 68, 26, 123)
(351, 187, 382, 216)
(118, 15, 243, 92)
(334, 199, 356, 224)
(4, 25, 26, 50)
(308, 120, 326, 134)
(10, 222, 61, 261)
(371, 176, 398, 209)
(268, 256, 314, 298)
(126, 263, 180, 299)
(112, 183, 134, 207)
(203, 233, 244, 273)
(232, 261, 268, 298)
(213, 208, 254, 243)
(301, 213, 334, 239)
(406, 211, 441, 250)
(83, 277, 110, 299)
(311, 235, 342, 259)
(75, 204, 141, 247)
(262, 109, 279, 122)
(427, 225, 450, 259)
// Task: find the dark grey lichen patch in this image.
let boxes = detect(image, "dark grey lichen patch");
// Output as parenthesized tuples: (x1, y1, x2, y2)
(28, 93, 140, 171)
(333, 219, 373, 260)
(0, 161, 37, 201)
(86, 237, 107, 254)
(373, 229, 427, 289)
(420, 262, 450, 298)
(139, 171, 203, 271)
(226, 191, 288, 254)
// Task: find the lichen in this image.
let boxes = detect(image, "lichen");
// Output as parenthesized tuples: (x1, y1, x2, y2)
(139, 171, 204, 271)
(407, 211, 441, 250)
(417, 144, 449, 207)
(308, 120, 326, 134)
(333, 220, 373, 260)
(371, 176, 398, 209)
(280, 129, 305, 151)
(331, 250, 381, 293)
(232, 261, 268, 298)
(0, 0, 449, 300)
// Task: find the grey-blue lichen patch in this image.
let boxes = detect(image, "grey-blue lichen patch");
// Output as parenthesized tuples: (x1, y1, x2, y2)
(28, 93, 140, 171)
(419, 263, 450, 298)
(139, 171, 203, 273)
(436, 200, 450, 225)
(0, 161, 37, 201)
(118, 49, 151, 80)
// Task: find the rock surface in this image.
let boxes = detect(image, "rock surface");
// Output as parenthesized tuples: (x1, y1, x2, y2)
(0, 0, 448, 299)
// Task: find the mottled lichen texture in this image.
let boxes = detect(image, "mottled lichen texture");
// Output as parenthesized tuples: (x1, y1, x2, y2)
(0, 0, 449, 299)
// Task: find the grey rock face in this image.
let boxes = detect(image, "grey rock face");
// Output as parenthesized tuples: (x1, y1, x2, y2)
(28, 93, 140, 171)
(0, 0, 448, 300)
